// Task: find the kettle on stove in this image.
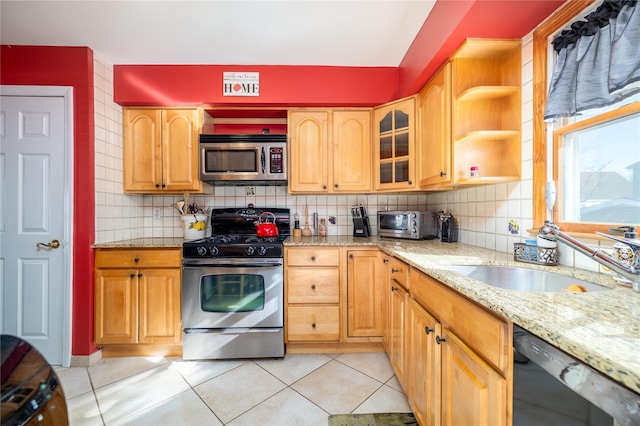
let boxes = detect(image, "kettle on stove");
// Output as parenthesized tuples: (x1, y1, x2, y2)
(438, 212, 458, 243)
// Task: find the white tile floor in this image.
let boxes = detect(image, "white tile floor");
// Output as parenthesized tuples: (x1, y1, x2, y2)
(55, 352, 411, 426)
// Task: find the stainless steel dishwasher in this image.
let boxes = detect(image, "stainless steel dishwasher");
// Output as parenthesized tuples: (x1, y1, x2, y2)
(513, 325, 639, 426)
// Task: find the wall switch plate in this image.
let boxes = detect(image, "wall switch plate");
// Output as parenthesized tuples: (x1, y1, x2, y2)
(246, 186, 255, 196)
(153, 208, 161, 220)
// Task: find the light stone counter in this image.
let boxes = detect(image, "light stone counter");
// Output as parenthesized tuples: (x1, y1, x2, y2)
(92, 237, 184, 249)
(285, 236, 640, 395)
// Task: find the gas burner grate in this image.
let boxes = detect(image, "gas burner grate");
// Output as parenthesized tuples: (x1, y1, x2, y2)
(209, 235, 241, 244)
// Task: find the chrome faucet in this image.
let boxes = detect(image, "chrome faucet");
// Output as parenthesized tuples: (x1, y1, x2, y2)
(539, 221, 640, 292)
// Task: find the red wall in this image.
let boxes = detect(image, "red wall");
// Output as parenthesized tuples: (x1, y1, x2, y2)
(115, 64, 399, 107)
(0, 45, 97, 356)
(113, 0, 567, 107)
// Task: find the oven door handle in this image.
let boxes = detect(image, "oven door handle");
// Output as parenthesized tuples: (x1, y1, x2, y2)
(183, 259, 283, 267)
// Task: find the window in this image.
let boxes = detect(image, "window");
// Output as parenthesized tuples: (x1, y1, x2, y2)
(533, 0, 640, 235)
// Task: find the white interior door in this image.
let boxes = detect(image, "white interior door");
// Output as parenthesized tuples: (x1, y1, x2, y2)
(1, 89, 72, 365)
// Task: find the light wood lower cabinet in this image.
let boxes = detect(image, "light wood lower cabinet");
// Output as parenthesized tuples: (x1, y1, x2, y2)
(94, 248, 182, 356)
(346, 250, 384, 338)
(409, 299, 441, 426)
(385, 256, 410, 391)
(285, 246, 384, 352)
(407, 268, 512, 426)
(285, 247, 341, 344)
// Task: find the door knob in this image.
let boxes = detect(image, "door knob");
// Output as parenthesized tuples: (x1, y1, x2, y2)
(36, 239, 60, 249)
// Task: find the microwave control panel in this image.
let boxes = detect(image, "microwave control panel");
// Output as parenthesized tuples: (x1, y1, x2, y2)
(269, 147, 284, 173)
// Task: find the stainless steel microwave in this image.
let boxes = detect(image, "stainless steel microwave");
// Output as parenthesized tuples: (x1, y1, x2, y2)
(199, 134, 287, 185)
(377, 210, 437, 240)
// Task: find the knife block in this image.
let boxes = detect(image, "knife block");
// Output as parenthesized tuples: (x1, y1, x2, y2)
(353, 216, 370, 238)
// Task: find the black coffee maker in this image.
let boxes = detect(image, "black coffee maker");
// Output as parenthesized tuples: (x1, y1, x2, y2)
(438, 212, 458, 243)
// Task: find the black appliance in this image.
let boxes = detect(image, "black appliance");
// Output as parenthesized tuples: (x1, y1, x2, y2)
(181, 207, 290, 360)
(439, 212, 458, 243)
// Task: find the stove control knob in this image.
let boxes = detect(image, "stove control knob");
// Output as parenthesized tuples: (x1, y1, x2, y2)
(246, 246, 255, 256)
(209, 246, 219, 256)
(197, 246, 207, 256)
(258, 246, 268, 256)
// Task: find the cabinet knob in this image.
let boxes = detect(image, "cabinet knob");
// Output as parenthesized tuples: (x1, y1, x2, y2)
(349, 254, 354, 259)
(134, 257, 140, 263)
(440, 171, 447, 177)
(436, 335, 446, 345)
(408, 180, 413, 185)
(138, 273, 142, 278)
(334, 184, 338, 188)
(391, 268, 400, 273)
(311, 285, 316, 290)
(322, 185, 327, 190)
(310, 256, 316, 261)
(161, 184, 166, 188)
(425, 327, 434, 335)
(383, 259, 389, 263)
(155, 184, 160, 188)
(129, 273, 135, 279)
(311, 323, 316, 329)
(391, 286, 398, 292)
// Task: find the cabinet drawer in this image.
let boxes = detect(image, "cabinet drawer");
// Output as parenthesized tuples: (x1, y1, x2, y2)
(287, 306, 340, 341)
(389, 257, 409, 289)
(287, 268, 339, 304)
(95, 248, 182, 268)
(411, 268, 511, 374)
(286, 248, 340, 266)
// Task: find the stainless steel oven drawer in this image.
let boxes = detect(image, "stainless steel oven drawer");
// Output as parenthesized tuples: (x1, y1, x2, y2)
(182, 328, 284, 360)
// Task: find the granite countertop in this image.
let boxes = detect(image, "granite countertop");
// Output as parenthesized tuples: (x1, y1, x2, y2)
(286, 236, 640, 394)
(92, 237, 185, 248)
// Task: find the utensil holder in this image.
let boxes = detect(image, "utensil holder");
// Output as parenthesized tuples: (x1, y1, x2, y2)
(514, 243, 558, 265)
(353, 216, 370, 238)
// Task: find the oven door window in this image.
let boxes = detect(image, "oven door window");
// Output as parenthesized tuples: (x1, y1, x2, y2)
(201, 274, 265, 312)
(380, 214, 408, 231)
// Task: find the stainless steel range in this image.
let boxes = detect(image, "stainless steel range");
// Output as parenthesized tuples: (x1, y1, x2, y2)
(182, 207, 290, 360)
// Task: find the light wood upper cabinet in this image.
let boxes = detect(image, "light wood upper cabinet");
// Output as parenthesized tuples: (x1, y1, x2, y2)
(417, 39, 522, 190)
(288, 111, 329, 192)
(373, 97, 416, 191)
(288, 109, 371, 193)
(417, 62, 452, 188)
(123, 108, 202, 193)
(94, 248, 182, 348)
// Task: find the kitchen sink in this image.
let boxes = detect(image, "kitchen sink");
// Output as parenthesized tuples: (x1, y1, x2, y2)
(440, 265, 611, 292)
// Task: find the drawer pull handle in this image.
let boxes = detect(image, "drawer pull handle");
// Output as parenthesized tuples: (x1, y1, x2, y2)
(311, 285, 316, 290)
(311, 323, 316, 328)
(436, 336, 446, 345)
(425, 327, 434, 335)
(391, 268, 400, 273)
(134, 257, 140, 263)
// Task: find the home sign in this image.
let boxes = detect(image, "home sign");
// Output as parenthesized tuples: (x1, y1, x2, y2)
(223, 72, 260, 97)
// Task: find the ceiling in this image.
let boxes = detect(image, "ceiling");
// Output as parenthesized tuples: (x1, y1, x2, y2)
(0, 1, 437, 67)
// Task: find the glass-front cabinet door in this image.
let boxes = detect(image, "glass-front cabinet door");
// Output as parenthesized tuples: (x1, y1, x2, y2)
(374, 96, 416, 191)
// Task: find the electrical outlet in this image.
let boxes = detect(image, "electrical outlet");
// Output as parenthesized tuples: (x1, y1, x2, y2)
(153, 208, 161, 220)
(246, 186, 255, 196)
